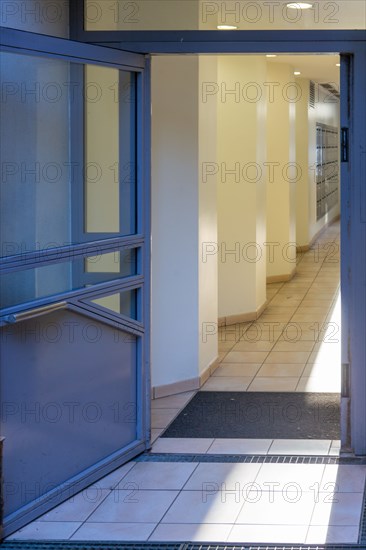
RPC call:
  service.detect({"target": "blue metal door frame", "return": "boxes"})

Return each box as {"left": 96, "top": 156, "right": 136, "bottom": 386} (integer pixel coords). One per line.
{"left": 0, "top": 28, "right": 151, "bottom": 535}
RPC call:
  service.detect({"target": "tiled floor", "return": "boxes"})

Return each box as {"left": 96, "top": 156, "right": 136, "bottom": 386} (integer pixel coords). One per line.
{"left": 10, "top": 221, "right": 365, "bottom": 545}
{"left": 9, "top": 460, "right": 366, "bottom": 544}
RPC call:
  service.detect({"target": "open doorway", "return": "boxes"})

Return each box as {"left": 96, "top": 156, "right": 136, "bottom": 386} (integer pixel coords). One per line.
{"left": 150, "top": 53, "right": 342, "bottom": 454}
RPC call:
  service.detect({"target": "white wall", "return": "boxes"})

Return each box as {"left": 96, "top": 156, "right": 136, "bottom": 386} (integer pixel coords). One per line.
{"left": 266, "top": 62, "right": 297, "bottom": 279}
{"left": 198, "top": 56, "right": 219, "bottom": 374}
{"left": 151, "top": 55, "right": 218, "bottom": 392}
{"left": 216, "top": 56, "right": 267, "bottom": 320}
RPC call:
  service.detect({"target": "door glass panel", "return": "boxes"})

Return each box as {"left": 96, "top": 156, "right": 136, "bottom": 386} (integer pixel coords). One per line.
{"left": 84, "top": 0, "right": 366, "bottom": 30}
{"left": 88, "top": 289, "right": 140, "bottom": 320}
{"left": 0, "top": 248, "right": 138, "bottom": 311}
{"left": 0, "top": 52, "right": 137, "bottom": 259}
{"left": 0, "top": 52, "right": 71, "bottom": 258}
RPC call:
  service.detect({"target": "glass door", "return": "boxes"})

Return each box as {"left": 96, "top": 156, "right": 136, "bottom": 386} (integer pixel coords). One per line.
{"left": 0, "top": 32, "right": 150, "bottom": 537}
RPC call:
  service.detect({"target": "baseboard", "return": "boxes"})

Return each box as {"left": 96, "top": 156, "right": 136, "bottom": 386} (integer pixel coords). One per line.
{"left": 218, "top": 299, "right": 268, "bottom": 327}
{"left": 266, "top": 266, "right": 296, "bottom": 284}
{"left": 152, "top": 355, "right": 220, "bottom": 399}
{"left": 296, "top": 213, "right": 340, "bottom": 253}
{"left": 152, "top": 377, "right": 200, "bottom": 399}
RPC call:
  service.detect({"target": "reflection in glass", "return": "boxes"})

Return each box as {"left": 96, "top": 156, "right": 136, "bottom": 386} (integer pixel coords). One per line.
{"left": 0, "top": 249, "right": 137, "bottom": 310}
{"left": 90, "top": 289, "right": 139, "bottom": 320}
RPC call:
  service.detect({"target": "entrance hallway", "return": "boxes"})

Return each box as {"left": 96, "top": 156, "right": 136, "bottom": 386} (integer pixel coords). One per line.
{"left": 9, "top": 221, "right": 366, "bottom": 546}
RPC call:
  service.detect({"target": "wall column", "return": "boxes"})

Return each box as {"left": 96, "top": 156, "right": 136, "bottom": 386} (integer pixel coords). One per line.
{"left": 216, "top": 56, "right": 267, "bottom": 325}
{"left": 151, "top": 56, "right": 218, "bottom": 397}
{"left": 266, "top": 62, "right": 297, "bottom": 282}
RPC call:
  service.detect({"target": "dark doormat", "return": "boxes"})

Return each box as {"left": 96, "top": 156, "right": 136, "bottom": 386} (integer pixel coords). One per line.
{"left": 161, "top": 392, "right": 340, "bottom": 439}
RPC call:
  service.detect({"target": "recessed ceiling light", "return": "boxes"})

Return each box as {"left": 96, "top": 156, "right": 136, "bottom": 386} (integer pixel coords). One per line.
{"left": 294, "top": 71, "right": 301, "bottom": 75}
{"left": 217, "top": 25, "right": 238, "bottom": 30}
{"left": 266, "top": 54, "right": 277, "bottom": 58}
{"left": 287, "top": 2, "right": 313, "bottom": 9}
{"left": 336, "top": 63, "right": 341, "bottom": 67}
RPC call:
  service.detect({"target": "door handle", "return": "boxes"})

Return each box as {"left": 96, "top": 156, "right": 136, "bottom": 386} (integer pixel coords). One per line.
{"left": 2, "top": 301, "right": 67, "bottom": 324}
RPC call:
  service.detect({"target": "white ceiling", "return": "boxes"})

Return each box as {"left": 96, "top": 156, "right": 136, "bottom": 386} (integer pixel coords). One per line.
{"left": 266, "top": 54, "right": 340, "bottom": 85}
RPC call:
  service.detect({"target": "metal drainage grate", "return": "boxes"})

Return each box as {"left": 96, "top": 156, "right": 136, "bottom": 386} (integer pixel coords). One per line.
{"left": 136, "top": 453, "right": 366, "bottom": 466}
{"left": 0, "top": 543, "right": 184, "bottom": 550}
{"left": 1, "top": 543, "right": 365, "bottom": 550}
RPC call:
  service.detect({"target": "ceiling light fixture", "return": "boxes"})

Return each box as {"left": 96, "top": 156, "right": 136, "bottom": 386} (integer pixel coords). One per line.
{"left": 266, "top": 54, "right": 277, "bottom": 58}
{"left": 294, "top": 71, "right": 301, "bottom": 75}
{"left": 287, "top": 2, "right": 313, "bottom": 9}
{"left": 217, "top": 25, "right": 238, "bottom": 30}
{"left": 336, "top": 63, "right": 341, "bottom": 67}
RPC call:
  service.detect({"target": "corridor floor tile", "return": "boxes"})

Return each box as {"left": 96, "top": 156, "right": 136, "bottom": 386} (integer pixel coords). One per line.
{"left": 161, "top": 489, "right": 244, "bottom": 524}
{"left": 87, "top": 489, "right": 179, "bottom": 524}
{"left": 149, "top": 522, "right": 233, "bottom": 541}
{"left": 254, "top": 462, "right": 325, "bottom": 491}
{"left": 7, "top": 522, "right": 82, "bottom": 540}
{"left": 116, "top": 462, "right": 198, "bottom": 490}
{"left": 320, "top": 464, "right": 366, "bottom": 492}
{"left": 268, "top": 439, "right": 332, "bottom": 456}
{"left": 310, "top": 491, "right": 365, "bottom": 526}
{"left": 201, "top": 376, "right": 254, "bottom": 391}
{"left": 305, "top": 525, "right": 360, "bottom": 544}
{"left": 228, "top": 524, "right": 308, "bottom": 544}
{"left": 182, "top": 462, "right": 262, "bottom": 490}
{"left": 206, "top": 438, "right": 272, "bottom": 455}
{"left": 151, "top": 437, "right": 214, "bottom": 453}
{"left": 212, "top": 363, "right": 261, "bottom": 377}
{"left": 70, "top": 522, "right": 156, "bottom": 541}
{"left": 235, "top": 491, "right": 316, "bottom": 525}
{"left": 36, "top": 488, "right": 111, "bottom": 522}
{"left": 247, "top": 377, "right": 299, "bottom": 391}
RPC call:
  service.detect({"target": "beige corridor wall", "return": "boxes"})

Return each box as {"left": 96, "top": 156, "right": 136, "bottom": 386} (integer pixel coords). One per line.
{"left": 266, "top": 62, "right": 296, "bottom": 280}
{"left": 217, "top": 56, "right": 267, "bottom": 321}
{"left": 151, "top": 56, "right": 218, "bottom": 394}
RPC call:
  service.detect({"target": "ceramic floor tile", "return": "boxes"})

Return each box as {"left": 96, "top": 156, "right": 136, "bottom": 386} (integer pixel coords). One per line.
{"left": 37, "top": 489, "right": 111, "bottom": 522}
{"left": 149, "top": 523, "right": 233, "bottom": 542}
{"left": 296, "top": 377, "right": 341, "bottom": 392}
{"left": 247, "top": 377, "right": 299, "bottom": 391}
{"left": 89, "top": 462, "right": 136, "bottom": 490}
{"left": 235, "top": 491, "right": 315, "bottom": 525}
{"left": 228, "top": 524, "right": 308, "bottom": 544}
{"left": 256, "top": 363, "right": 305, "bottom": 377}
{"left": 183, "top": 462, "right": 262, "bottom": 490}
{"left": 223, "top": 351, "right": 269, "bottom": 363}
{"left": 87, "top": 490, "right": 179, "bottom": 523}
{"left": 7, "top": 522, "right": 81, "bottom": 541}
{"left": 272, "top": 340, "right": 315, "bottom": 352}
{"left": 151, "top": 392, "right": 195, "bottom": 409}
{"left": 151, "top": 408, "right": 180, "bottom": 429}
{"left": 306, "top": 525, "right": 360, "bottom": 544}
{"left": 151, "top": 437, "right": 214, "bottom": 454}
{"left": 116, "top": 462, "right": 198, "bottom": 490}
{"left": 255, "top": 462, "right": 325, "bottom": 491}
{"left": 206, "top": 439, "right": 272, "bottom": 455}
{"left": 231, "top": 341, "right": 275, "bottom": 352}
{"left": 201, "top": 376, "right": 253, "bottom": 391}
{"left": 320, "top": 464, "right": 366, "bottom": 493}
{"left": 212, "top": 363, "right": 261, "bottom": 377}
{"left": 161, "top": 490, "right": 243, "bottom": 524}
{"left": 310, "top": 492, "right": 364, "bottom": 526}
{"left": 71, "top": 522, "right": 155, "bottom": 541}
{"left": 268, "top": 439, "right": 331, "bottom": 456}
{"left": 264, "top": 351, "right": 311, "bottom": 364}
